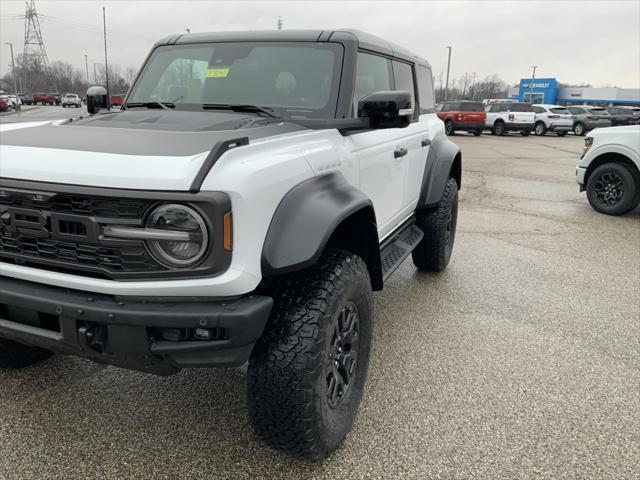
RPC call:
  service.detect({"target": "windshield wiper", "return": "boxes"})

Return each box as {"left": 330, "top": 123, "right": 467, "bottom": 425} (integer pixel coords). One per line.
{"left": 201, "top": 103, "right": 280, "bottom": 118}
{"left": 123, "top": 100, "right": 175, "bottom": 110}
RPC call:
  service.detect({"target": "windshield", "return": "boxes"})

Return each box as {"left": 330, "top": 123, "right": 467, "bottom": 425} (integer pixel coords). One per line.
{"left": 127, "top": 42, "right": 344, "bottom": 119}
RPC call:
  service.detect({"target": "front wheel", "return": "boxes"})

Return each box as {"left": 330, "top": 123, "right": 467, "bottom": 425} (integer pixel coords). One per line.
{"left": 445, "top": 120, "right": 454, "bottom": 135}
{"left": 534, "top": 122, "right": 547, "bottom": 136}
{"left": 574, "top": 123, "right": 586, "bottom": 136}
{"left": 412, "top": 177, "right": 459, "bottom": 272}
{"left": 0, "top": 338, "right": 53, "bottom": 369}
{"left": 586, "top": 163, "right": 639, "bottom": 215}
{"left": 248, "top": 250, "right": 373, "bottom": 459}
{"left": 494, "top": 122, "right": 506, "bottom": 136}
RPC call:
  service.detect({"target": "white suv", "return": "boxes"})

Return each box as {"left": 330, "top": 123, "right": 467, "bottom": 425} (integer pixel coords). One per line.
{"left": 532, "top": 104, "right": 573, "bottom": 136}
{"left": 577, "top": 125, "right": 640, "bottom": 215}
{"left": 484, "top": 101, "right": 535, "bottom": 136}
{"left": 61, "top": 93, "right": 82, "bottom": 108}
{"left": 0, "top": 30, "right": 461, "bottom": 459}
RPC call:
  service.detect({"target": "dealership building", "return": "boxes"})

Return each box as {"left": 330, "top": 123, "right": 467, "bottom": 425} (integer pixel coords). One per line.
{"left": 507, "top": 77, "right": 640, "bottom": 106}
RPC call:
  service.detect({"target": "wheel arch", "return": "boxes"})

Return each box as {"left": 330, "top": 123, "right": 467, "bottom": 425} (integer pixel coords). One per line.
{"left": 261, "top": 172, "right": 383, "bottom": 290}
{"left": 417, "top": 134, "right": 462, "bottom": 209}
{"left": 585, "top": 152, "right": 640, "bottom": 185}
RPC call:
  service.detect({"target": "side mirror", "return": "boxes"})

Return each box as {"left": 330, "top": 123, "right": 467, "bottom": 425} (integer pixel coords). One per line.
{"left": 358, "top": 91, "right": 412, "bottom": 129}
{"left": 86, "top": 86, "right": 109, "bottom": 114}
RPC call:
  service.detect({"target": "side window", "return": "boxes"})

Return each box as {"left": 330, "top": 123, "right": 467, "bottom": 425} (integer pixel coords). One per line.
{"left": 533, "top": 106, "right": 545, "bottom": 114}
{"left": 353, "top": 52, "right": 391, "bottom": 116}
{"left": 392, "top": 60, "right": 416, "bottom": 114}
{"left": 435, "top": 103, "right": 444, "bottom": 112}
{"left": 568, "top": 107, "right": 581, "bottom": 115}
{"left": 415, "top": 65, "right": 435, "bottom": 114}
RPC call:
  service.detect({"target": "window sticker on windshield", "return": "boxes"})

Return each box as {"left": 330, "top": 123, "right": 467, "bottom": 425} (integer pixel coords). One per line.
{"left": 205, "top": 67, "right": 230, "bottom": 78}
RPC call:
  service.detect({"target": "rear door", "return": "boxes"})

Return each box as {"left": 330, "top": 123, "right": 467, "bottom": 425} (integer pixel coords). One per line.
{"left": 508, "top": 103, "right": 535, "bottom": 124}
{"left": 460, "top": 101, "right": 484, "bottom": 123}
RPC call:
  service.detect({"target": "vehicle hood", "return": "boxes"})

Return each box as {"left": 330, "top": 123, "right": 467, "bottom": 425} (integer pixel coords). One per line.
{"left": 0, "top": 110, "right": 307, "bottom": 190}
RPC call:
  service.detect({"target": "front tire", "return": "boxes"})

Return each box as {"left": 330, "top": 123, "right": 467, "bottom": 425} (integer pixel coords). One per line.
{"left": 0, "top": 338, "right": 53, "bottom": 369}
{"left": 248, "top": 250, "right": 373, "bottom": 460}
{"left": 445, "top": 120, "right": 454, "bottom": 135}
{"left": 586, "top": 163, "right": 639, "bottom": 215}
{"left": 574, "top": 123, "right": 586, "bottom": 136}
{"left": 494, "top": 122, "right": 506, "bottom": 136}
{"left": 534, "top": 122, "right": 547, "bottom": 136}
{"left": 412, "top": 177, "right": 459, "bottom": 272}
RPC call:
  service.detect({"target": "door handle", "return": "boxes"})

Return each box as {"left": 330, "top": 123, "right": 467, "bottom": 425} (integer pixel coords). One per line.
{"left": 394, "top": 147, "right": 408, "bottom": 158}
{"left": 421, "top": 138, "right": 431, "bottom": 147}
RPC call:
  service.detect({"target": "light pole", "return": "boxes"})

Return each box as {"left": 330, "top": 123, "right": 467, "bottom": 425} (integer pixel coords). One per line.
{"left": 84, "top": 54, "right": 90, "bottom": 85}
{"left": 529, "top": 65, "right": 538, "bottom": 103}
{"left": 444, "top": 46, "right": 452, "bottom": 101}
{"left": 4, "top": 42, "right": 18, "bottom": 93}
{"left": 102, "top": 7, "right": 110, "bottom": 109}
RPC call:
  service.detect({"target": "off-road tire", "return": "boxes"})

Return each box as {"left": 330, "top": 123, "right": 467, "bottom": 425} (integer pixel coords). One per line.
{"left": 248, "top": 249, "right": 373, "bottom": 460}
{"left": 494, "top": 121, "right": 506, "bottom": 136}
{"left": 574, "top": 122, "right": 586, "bottom": 136}
{"left": 412, "top": 177, "right": 459, "bottom": 272}
{"left": 535, "top": 122, "right": 547, "bottom": 136}
{"left": 520, "top": 129, "right": 531, "bottom": 137}
{"left": 0, "top": 338, "right": 53, "bottom": 369}
{"left": 586, "top": 162, "right": 639, "bottom": 215}
{"left": 445, "top": 120, "right": 454, "bottom": 135}
{"left": 473, "top": 128, "right": 482, "bottom": 136}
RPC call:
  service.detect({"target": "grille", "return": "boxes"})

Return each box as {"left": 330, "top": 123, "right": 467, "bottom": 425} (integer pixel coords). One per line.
{"left": 0, "top": 193, "right": 150, "bottom": 218}
{"left": 0, "top": 234, "right": 160, "bottom": 273}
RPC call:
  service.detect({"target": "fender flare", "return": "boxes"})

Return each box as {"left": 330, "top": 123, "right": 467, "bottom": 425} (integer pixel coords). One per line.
{"left": 417, "top": 134, "right": 462, "bottom": 208}
{"left": 261, "top": 172, "right": 375, "bottom": 276}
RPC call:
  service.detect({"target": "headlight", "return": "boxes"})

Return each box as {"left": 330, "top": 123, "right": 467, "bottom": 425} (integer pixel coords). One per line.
{"left": 145, "top": 204, "right": 209, "bottom": 268}
{"left": 581, "top": 136, "right": 593, "bottom": 159}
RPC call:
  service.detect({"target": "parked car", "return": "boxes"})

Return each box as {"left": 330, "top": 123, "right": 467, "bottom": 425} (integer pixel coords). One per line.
{"left": 6, "top": 95, "right": 22, "bottom": 108}
{"left": 45, "top": 93, "right": 61, "bottom": 105}
{"left": 606, "top": 106, "right": 637, "bottom": 126}
{"left": 566, "top": 105, "right": 612, "bottom": 135}
{"left": 33, "top": 92, "right": 48, "bottom": 105}
{"left": 435, "top": 100, "right": 486, "bottom": 136}
{"left": 484, "top": 101, "right": 535, "bottom": 136}
{"left": 0, "top": 29, "right": 459, "bottom": 460}
{"left": 20, "top": 94, "right": 34, "bottom": 105}
{"left": 576, "top": 125, "right": 640, "bottom": 215}
{"left": 110, "top": 94, "right": 125, "bottom": 107}
{"left": 532, "top": 104, "right": 573, "bottom": 136}
{"left": 0, "top": 96, "right": 8, "bottom": 112}
{"left": 61, "top": 93, "right": 82, "bottom": 108}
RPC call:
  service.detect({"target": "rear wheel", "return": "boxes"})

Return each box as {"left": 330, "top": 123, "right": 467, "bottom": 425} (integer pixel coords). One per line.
{"left": 445, "top": 120, "right": 454, "bottom": 135}
{"left": 534, "top": 122, "right": 547, "bottom": 136}
{"left": 494, "top": 122, "right": 506, "bottom": 136}
{"left": 248, "top": 250, "right": 373, "bottom": 459}
{"left": 412, "top": 177, "right": 458, "bottom": 272}
{"left": 0, "top": 338, "right": 53, "bottom": 369}
{"left": 574, "top": 123, "right": 586, "bottom": 136}
{"left": 586, "top": 162, "right": 639, "bottom": 215}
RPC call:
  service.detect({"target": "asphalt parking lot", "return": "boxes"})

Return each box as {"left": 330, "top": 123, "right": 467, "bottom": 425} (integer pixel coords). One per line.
{"left": 1, "top": 110, "right": 639, "bottom": 479}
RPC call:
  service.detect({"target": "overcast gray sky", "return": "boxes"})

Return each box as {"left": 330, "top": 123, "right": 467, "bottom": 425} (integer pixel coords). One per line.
{"left": 1, "top": 0, "right": 639, "bottom": 88}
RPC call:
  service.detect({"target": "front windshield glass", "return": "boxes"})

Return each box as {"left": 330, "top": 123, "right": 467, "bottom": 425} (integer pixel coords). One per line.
{"left": 127, "top": 42, "right": 344, "bottom": 119}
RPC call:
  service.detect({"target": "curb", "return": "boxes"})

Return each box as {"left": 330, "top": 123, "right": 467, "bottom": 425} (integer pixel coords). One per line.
{"left": 0, "top": 106, "right": 40, "bottom": 117}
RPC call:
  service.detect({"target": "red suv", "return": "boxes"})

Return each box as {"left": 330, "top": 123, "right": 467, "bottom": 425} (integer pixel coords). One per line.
{"left": 435, "top": 100, "right": 487, "bottom": 136}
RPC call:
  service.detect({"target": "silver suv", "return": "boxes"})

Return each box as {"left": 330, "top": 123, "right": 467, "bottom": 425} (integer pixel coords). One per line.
{"left": 532, "top": 104, "right": 573, "bottom": 136}
{"left": 567, "top": 105, "right": 612, "bottom": 136}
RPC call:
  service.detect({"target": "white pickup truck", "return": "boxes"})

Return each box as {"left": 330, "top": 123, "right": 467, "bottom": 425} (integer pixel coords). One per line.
{"left": 576, "top": 125, "right": 640, "bottom": 215}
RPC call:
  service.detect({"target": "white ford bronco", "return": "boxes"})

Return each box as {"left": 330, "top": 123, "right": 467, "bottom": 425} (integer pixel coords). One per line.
{"left": 0, "top": 30, "right": 461, "bottom": 458}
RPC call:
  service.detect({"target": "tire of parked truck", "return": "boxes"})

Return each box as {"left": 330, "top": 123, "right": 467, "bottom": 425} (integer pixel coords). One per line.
{"left": 444, "top": 120, "right": 454, "bottom": 135}
{"left": 556, "top": 131, "right": 567, "bottom": 137}
{"left": 586, "top": 162, "right": 640, "bottom": 216}
{"left": 412, "top": 177, "right": 458, "bottom": 272}
{"left": 494, "top": 121, "right": 506, "bottom": 136}
{"left": 574, "top": 123, "right": 586, "bottom": 136}
{"left": 0, "top": 338, "right": 53, "bottom": 369}
{"left": 520, "top": 129, "right": 531, "bottom": 137}
{"left": 534, "top": 122, "right": 547, "bottom": 136}
{"left": 248, "top": 249, "right": 373, "bottom": 460}
{"left": 473, "top": 128, "right": 483, "bottom": 136}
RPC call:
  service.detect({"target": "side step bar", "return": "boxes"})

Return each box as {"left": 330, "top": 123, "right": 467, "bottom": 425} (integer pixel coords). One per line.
{"left": 380, "top": 218, "right": 424, "bottom": 281}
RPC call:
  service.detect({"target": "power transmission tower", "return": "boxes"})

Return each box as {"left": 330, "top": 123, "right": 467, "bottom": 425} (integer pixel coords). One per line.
{"left": 22, "top": 0, "right": 54, "bottom": 91}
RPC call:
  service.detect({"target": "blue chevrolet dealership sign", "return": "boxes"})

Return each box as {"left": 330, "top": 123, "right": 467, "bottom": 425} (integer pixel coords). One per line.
{"left": 517, "top": 77, "right": 558, "bottom": 104}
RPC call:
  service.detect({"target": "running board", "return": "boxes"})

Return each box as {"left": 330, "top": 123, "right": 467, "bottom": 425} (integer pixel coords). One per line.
{"left": 380, "top": 220, "right": 424, "bottom": 281}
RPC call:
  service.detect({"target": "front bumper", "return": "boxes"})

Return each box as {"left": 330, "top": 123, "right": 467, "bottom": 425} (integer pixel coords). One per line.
{"left": 576, "top": 166, "right": 587, "bottom": 189}
{"left": 0, "top": 276, "right": 272, "bottom": 375}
